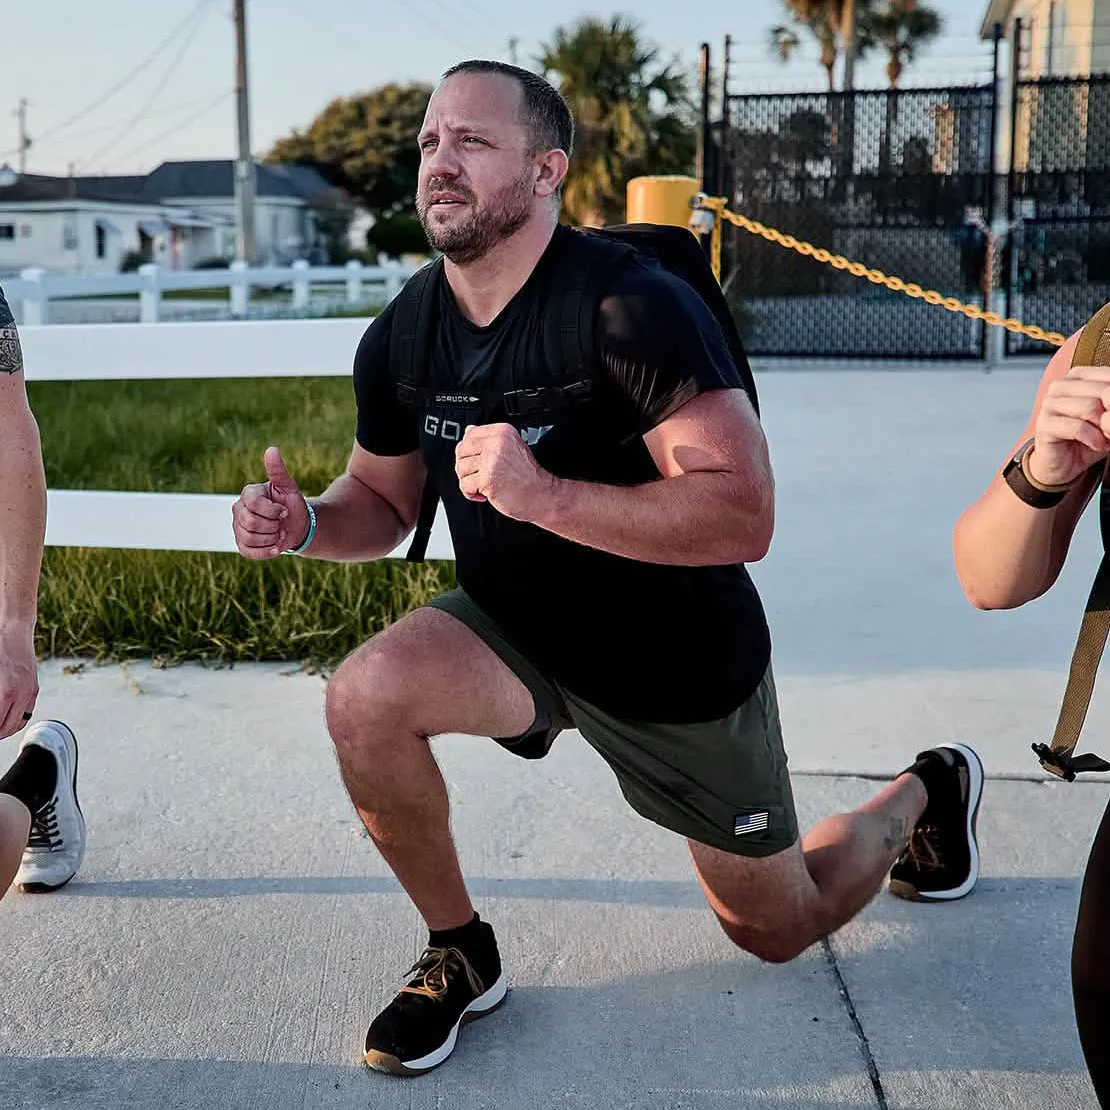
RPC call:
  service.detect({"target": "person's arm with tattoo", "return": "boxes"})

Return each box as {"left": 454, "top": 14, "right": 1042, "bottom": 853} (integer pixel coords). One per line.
{"left": 0, "top": 289, "right": 44, "bottom": 737}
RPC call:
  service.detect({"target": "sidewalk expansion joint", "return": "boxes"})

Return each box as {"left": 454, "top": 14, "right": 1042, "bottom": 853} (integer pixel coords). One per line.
{"left": 821, "top": 937, "right": 888, "bottom": 1109}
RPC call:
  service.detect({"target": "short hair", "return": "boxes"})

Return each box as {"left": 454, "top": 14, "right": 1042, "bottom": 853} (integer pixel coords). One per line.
{"left": 441, "top": 60, "right": 574, "bottom": 158}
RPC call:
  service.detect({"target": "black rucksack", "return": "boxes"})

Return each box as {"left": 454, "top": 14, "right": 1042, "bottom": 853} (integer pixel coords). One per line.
{"left": 387, "top": 223, "right": 759, "bottom": 561}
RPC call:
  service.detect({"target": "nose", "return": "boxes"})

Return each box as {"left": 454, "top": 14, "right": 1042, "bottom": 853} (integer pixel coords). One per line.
{"left": 423, "top": 141, "right": 460, "bottom": 179}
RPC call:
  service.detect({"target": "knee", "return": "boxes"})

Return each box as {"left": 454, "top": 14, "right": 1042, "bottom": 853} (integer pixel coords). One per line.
{"left": 325, "top": 644, "right": 409, "bottom": 759}
{"left": 714, "top": 915, "right": 815, "bottom": 964}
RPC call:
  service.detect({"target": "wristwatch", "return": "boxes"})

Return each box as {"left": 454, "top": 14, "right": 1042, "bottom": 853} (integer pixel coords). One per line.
{"left": 1002, "top": 438, "right": 1079, "bottom": 509}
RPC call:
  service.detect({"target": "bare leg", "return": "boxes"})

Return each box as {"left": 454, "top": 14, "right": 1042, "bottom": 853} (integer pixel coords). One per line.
{"left": 326, "top": 607, "right": 536, "bottom": 931}
{"left": 690, "top": 773, "right": 927, "bottom": 963}
{"left": 0, "top": 793, "right": 31, "bottom": 902}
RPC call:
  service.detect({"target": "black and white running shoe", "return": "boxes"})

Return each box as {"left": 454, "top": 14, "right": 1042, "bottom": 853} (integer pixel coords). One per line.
{"left": 889, "top": 743, "right": 983, "bottom": 902}
{"left": 364, "top": 922, "right": 507, "bottom": 1075}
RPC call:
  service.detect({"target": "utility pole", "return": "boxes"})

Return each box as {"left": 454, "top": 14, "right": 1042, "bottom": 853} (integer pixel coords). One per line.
{"left": 15, "top": 99, "right": 30, "bottom": 175}
{"left": 719, "top": 35, "right": 731, "bottom": 197}
{"left": 233, "top": 0, "right": 256, "bottom": 264}
{"left": 508, "top": 37, "right": 519, "bottom": 66}
{"left": 697, "top": 42, "right": 711, "bottom": 191}
{"left": 841, "top": 0, "right": 858, "bottom": 91}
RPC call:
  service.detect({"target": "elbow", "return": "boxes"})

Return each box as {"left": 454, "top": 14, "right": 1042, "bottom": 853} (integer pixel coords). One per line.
{"left": 726, "top": 495, "right": 774, "bottom": 564}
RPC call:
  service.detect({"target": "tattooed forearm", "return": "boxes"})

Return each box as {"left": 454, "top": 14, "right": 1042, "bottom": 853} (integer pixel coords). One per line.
{"left": 882, "top": 817, "right": 912, "bottom": 853}
{"left": 0, "top": 325, "right": 23, "bottom": 375}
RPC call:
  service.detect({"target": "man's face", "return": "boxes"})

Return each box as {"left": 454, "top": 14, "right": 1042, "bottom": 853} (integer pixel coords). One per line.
{"left": 416, "top": 73, "right": 539, "bottom": 264}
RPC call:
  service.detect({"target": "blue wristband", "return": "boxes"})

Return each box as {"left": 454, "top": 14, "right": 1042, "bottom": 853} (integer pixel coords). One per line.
{"left": 282, "top": 499, "right": 317, "bottom": 555}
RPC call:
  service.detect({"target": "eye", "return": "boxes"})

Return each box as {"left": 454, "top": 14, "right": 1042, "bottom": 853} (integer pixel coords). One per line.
{"left": 420, "top": 138, "right": 438, "bottom": 152}
{"left": 462, "top": 136, "right": 486, "bottom": 145}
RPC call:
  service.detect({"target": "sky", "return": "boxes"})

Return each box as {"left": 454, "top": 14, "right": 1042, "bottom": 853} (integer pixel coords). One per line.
{"left": 3, "top": 0, "right": 996, "bottom": 178}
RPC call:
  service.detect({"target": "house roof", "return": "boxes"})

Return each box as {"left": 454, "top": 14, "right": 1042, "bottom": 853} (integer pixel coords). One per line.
{"left": 980, "top": 0, "right": 1013, "bottom": 38}
{"left": 0, "top": 173, "right": 149, "bottom": 204}
{"left": 144, "top": 160, "right": 333, "bottom": 201}
{"left": 0, "top": 161, "right": 335, "bottom": 207}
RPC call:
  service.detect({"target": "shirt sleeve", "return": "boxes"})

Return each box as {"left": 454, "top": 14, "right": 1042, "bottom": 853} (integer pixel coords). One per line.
{"left": 596, "top": 264, "right": 748, "bottom": 436}
{"left": 353, "top": 303, "right": 419, "bottom": 456}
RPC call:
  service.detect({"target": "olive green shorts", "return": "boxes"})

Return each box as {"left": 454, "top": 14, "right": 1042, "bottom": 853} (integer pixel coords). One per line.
{"left": 425, "top": 589, "right": 799, "bottom": 858}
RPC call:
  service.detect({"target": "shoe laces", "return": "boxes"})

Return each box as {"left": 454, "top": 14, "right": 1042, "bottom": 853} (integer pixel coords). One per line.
{"left": 399, "top": 946, "right": 484, "bottom": 1001}
{"left": 26, "top": 797, "right": 61, "bottom": 853}
{"left": 905, "top": 824, "right": 944, "bottom": 871}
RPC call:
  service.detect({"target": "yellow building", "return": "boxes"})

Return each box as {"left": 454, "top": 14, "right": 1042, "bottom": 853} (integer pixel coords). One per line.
{"left": 981, "top": 0, "right": 1110, "bottom": 77}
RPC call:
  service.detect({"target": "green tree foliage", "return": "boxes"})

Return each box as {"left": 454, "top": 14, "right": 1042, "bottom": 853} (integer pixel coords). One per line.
{"left": 265, "top": 82, "right": 433, "bottom": 219}
{"left": 539, "top": 16, "right": 696, "bottom": 226}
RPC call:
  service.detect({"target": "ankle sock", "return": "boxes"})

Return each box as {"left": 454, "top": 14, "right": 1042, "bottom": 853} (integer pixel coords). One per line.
{"left": 429, "top": 912, "right": 486, "bottom": 953}
{"left": 0, "top": 743, "right": 57, "bottom": 814}
{"left": 904, "top": 749, "right": 951, "bottom": 810}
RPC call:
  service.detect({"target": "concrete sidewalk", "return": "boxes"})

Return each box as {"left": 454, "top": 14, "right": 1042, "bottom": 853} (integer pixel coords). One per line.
{"left": 2, "top": 364, "right": 1107, "bottom": 1109}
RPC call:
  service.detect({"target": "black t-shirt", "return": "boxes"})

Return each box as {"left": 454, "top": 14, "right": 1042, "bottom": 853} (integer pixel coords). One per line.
{"left": 354, "top": 227, "right": 771, "bottom": 722}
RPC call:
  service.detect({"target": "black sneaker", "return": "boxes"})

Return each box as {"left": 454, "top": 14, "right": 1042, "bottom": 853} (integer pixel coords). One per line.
{"left": 888, "top": 743, "right": 984, "bottom": 902}
{"left": 364, "top": 924, "right": 508, "bottom": 1075}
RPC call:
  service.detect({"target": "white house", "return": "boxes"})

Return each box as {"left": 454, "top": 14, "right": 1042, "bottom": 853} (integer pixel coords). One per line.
{"left": 0, "top": 160, "right": 339, "bottom": 277}
{"left": 981, "top": 0, "right": 1110, "bottom": 175}
{"left": 982, "top": 0, "right": 1110, "bottom": 78}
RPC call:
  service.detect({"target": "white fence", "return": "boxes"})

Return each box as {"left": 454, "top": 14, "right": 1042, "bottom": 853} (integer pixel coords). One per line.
{"left": 25, "top": 319, "right": 454, "bottom": 560}
{"left": 6, "top": 259, "right": 420, "bottom": 325}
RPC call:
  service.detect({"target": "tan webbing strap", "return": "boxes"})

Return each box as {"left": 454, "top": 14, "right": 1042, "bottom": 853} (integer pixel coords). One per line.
{"left": 1034, "top": 461, "right": 1110, "bottom": 780}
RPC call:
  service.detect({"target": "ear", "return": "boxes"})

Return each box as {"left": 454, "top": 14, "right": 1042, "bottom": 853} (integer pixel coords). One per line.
{"left": 534, "top": 149, "right": 569, "bottom": 199}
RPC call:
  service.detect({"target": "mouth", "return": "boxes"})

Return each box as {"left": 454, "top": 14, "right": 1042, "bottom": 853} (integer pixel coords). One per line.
{"left": 428, "top": 192, "right": 469, "bottom": 208}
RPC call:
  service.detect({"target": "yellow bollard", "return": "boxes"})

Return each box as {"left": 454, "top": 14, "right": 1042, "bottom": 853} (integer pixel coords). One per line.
{"left": 625, "top": 175, "right": 700, "bottom": 230}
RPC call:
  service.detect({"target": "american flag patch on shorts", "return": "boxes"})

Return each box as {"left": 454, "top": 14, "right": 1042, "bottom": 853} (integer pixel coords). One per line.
{"left": 733, "top": 811, "right": 770, "bottom": 837}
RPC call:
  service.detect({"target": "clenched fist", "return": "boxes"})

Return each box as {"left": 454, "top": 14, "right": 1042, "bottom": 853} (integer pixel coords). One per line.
{"left": 232, "top": 446, "right": 312, "bottom": 559}
{"left": 454, "top": 423, "right": 557, "bottom": 522}
{"left": 1028, "top": 366, "right": 1110, "bottom": 488}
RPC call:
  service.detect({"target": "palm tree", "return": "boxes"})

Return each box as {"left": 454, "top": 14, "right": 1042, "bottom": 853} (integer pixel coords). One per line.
{"left": 769, "top": 0, "right": 875, "bottom": 89}
{"left": 770, "top": 17, "right": 840, "bottom": 91}
{"left": 539, "top": 16, "right": 694, "bottom": 227}
{"left": 860, "top": 0, "right": 943, "bottom": 88}
{"left": 859, "top": 0, "right": 943, "bottom": 172}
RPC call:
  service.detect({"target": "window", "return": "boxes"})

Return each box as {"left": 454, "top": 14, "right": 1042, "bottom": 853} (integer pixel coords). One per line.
{"left": 96, "top": 223, "right": 106, "bottom": 259}
{"left": 0, "top": 224, "right": 13, "bottom": 241}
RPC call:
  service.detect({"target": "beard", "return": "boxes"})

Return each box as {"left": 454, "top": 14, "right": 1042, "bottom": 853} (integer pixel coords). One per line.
{"left": 417, "top": 167, "right": 534, "bottom": 265}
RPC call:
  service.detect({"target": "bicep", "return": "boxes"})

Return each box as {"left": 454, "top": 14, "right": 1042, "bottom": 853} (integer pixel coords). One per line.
{"left": 643, "top": 388, "right": 770, "bottom": 484}
{"left": 346, "top": 441, "right": 426, "bottom": 532}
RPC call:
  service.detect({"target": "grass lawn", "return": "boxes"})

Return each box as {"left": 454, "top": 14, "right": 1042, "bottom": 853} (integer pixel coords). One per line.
{"left": 29, "top": 376, "right": 453, "bottom": 667}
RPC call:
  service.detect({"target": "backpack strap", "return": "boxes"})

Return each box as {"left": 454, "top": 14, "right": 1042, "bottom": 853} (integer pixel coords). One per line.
{"left": 501, "top": 230, "right": 635, "bottom": 421}
{"left": 1031, "top": 458, "right": 1110, "bottom": 779}
{"left": 388, "top": 260, "right": 447, "bottom": 562}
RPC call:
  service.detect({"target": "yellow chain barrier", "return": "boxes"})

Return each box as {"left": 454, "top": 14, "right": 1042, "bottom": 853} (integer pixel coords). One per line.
{"left": 695, "top": 195, "right": 1067, "bottom": 349}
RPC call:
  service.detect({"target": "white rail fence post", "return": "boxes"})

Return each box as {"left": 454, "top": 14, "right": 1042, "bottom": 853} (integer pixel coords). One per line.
{"left": 291, "top": 259, "right": 311, "bottom": 311}
{"left": 345, "top": 259, "right": 363, "bottom": 304}
{"left": 229, "top": 260, "right": 249, "bottom": 318}
{"left": 384, "top": 259, "right": 404, "bottom": 302}
{"left": 138, "top": 263, "right": 161, "bottom": 324}
{"left": 19, "top": 267, "right": 46, "bottom": 326}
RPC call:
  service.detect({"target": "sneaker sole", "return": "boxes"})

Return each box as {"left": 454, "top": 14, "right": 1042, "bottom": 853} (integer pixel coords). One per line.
{"left": 17, "top": 721, "right": 85, "bottom": 895}
{"left": 363, "top": 971, "right": 509, "bottom": 1077}
{"left": 1071, "top": 301, "right": 1110, "bottom": 369}
{"left": 888, "top": 743, "right": 984, "bottom": 903}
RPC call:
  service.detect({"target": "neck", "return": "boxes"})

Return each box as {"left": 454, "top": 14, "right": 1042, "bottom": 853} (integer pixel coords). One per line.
{"left": 443, "top": 212, "right": 559, "bottom": 326}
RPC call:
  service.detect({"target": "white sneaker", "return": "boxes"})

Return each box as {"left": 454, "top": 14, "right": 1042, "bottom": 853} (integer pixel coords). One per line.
{"left": 15, "top": 721, "right": 86, "bottom": 893}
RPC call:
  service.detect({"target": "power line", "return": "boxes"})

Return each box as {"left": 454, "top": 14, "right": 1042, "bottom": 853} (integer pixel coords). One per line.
{"left": 27, "top": 97, "right": 229, "bottom": 150}
{"left": 32, "top": 1, "right": 213, "bottom": 147}
{"left": 109, "top": 89, "right": 233, "bottom": 169}
{"left": 79, "top": 0, "right": 215, "bottom": 171}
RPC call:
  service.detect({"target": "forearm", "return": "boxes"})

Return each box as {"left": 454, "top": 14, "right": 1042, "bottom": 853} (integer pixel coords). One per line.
{"left": 0, "top": 410, "right": 46, "bottom": 625}
{"left": 953, "top": 479, "right": 1087, "bottom": 609}
{"left": 298, "top": 472, "right": 412, "bottom": 562}
{"left": 535, "top": 471, "right": 774, "bottom": 566}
